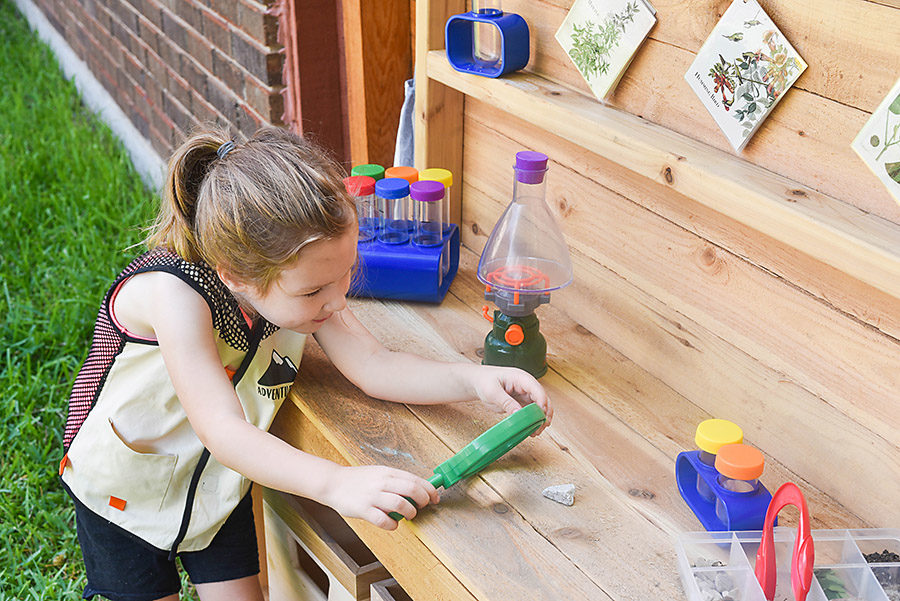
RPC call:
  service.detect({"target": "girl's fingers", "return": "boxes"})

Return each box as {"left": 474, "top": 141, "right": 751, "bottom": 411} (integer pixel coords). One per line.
{"left": 364, "top": 506, "right": 398, "bottom": 530}
{"left": 377, "top": 492, "right": 418, "bottom": 521}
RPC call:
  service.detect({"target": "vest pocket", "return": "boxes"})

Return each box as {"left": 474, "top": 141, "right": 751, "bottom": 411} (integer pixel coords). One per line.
{"left": 76, "top": 419, "right": 178, "bottom": 513}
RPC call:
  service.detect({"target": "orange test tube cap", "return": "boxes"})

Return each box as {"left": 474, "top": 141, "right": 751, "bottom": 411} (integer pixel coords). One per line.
{"left": 385, "top": 166, "right": 418, "bottom": 184}
{"left": 715, "top": 443, "right": 765, "bottom": 480}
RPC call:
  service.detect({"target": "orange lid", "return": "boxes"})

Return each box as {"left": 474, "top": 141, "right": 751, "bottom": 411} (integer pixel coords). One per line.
{"left": 715, "top": 443, "right": 764, "bottom": 480}
{"left": 385, "top": 166, "right": 418, "bottom": 184}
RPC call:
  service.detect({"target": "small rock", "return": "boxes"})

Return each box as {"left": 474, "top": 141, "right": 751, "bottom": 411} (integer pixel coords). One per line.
{"left": 714, "top": 572, "right": 733, "bottom": 592}
{"left": 542, "top": 483, "right": 575, "bottom": 506}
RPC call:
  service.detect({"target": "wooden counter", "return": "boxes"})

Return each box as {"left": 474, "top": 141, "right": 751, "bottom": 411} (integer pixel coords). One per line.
{"left": 265, "top": 247, "right": 866, "bottom": 601}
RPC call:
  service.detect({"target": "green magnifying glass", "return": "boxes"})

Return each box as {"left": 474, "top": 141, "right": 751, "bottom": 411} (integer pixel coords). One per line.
{"left": 389, "top": 402, "right": 546, "bottom": 521}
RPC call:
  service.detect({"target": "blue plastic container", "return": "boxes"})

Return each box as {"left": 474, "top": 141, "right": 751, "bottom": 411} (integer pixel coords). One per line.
{"left": 675, "top": 450, "right": 774, "bottom": 532}
{"left": 445, "top": 10, "right": 529, "bottom": 77}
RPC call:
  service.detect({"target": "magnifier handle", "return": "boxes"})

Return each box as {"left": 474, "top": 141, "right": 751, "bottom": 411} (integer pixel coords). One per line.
{"left": 388, "top": 474, "right": 445, "bottom": 521}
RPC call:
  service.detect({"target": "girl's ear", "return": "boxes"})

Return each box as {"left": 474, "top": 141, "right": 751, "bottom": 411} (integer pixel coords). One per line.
{"left": 216, "top": 266, "right": 250, "bottom": 295}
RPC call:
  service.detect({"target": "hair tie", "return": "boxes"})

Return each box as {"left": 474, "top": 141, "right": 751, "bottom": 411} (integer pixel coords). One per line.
{"left": 216, "top": 140, "right": 236, "bottom": 160}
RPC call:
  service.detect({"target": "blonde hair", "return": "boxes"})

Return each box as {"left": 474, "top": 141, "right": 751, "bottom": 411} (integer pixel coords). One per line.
{"left": 146, "top": 125, "right": 355, "bottom": 292}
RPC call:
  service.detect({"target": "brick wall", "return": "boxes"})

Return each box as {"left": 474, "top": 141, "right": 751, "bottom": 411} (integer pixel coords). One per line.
{"left": 32, "top": 0, "right": 287, "bottom": 158}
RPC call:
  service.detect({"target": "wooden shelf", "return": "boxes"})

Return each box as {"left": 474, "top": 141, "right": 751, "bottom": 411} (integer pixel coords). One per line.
{"left": 426, "top": 50, "right": 900, "bottom": 300}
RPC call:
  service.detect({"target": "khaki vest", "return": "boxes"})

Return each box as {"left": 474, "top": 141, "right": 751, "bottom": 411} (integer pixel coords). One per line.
{"left": 61, "top": 249, "right": 306, "bottom": 553}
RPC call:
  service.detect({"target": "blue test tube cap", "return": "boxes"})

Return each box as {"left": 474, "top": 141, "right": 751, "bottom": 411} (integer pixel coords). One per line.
{"left": 375, "top": 177, "right": 410, "bottom": 199}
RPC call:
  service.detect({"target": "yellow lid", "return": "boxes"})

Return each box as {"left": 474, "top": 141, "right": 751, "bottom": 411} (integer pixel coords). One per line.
{"left": 419, "top": 168, "right": 453, "bottom": 188}
{"left": 694, "top": 419, "right": 743, "bottom": 454}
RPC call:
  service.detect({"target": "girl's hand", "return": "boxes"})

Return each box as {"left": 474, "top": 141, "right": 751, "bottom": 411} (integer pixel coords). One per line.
{"left": 322, "top": 465, "right": 440, "bottom": 530}
{"left": 471, "top": 366, "right": 553, "bottom": 436}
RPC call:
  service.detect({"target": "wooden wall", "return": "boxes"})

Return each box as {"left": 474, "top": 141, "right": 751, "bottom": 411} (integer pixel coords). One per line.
{"left": 422, "top": 1, "right": 899, "bottom": 525}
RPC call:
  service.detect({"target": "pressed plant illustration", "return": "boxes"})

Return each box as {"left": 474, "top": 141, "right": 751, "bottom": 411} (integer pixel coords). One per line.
{"left": 853, "top": 77, "right": 900, "bottom": 200}
{"left": 685, "top": 0, "right": 806, "bottom": 151}
{"left": 869, "top": 92, "right": 900, "bottom": 184}
{"left": 707, "top": 29, "right": 803, "bottom": 140}
{"left": 567, "top": 1, "right": 641, "bottom": 80}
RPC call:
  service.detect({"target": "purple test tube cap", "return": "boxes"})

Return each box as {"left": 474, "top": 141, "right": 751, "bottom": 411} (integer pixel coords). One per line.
{"left": 410, "top": 180, "right": 445, "bottom": 201}
{"left": 515, "top": 151, "right": 548, "bottom": 184}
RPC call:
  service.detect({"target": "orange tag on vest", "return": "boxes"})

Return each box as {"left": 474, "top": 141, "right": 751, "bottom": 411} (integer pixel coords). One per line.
{"left": 58, "top": 454, "right": 70, "bottom": 476}
{"left": 108, "top": 496, "right": 127, "bottom": 511}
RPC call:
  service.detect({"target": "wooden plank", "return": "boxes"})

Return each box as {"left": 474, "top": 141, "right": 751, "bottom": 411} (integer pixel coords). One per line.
{"left": 276, "top": 360, "right": 610, "bottom": 600}
{"left": 269, "top": 398, "right": 480, "bottom": 601}
{"left": 426, "top": 50, "right": 900, "bottom": 302}
{"left": 466, "top": 98, "right": 900, "bottom": 353}
{"left": 341, "top": 0, "right": 411, "bottom": 167}
{"left": 466, "top": 2, "right": 900, "bottom": 223}
{"left": 462, "top": 115, "right": 900, "bottom": 449}
{"left": 263, "top": 490, "right": 390, "bottom": 598}
{"left": 504, "top": 0, "right": 900, "bottom": 113}
{"left": 414, "top": 0, "right": 465, "bottom": 226}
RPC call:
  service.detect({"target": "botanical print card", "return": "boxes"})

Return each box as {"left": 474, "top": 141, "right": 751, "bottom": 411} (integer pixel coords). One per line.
{"left": 684, "top": 0, "right": 807, "bottom": 152}
{"left": 851, "top": 77, "right": 900, "bottom": 205}
{"left": 555, "top": 0, "right": 657, "bottom": 100}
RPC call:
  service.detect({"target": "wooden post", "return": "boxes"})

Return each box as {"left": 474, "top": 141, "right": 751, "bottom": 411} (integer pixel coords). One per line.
{"left": 414, "top": 1, "right": 465, "bottom": 228}
{"left": 340, "top": 0, "right": 413, "bottom": 168}
{"left": 279, "top": 0, "right": 347, "bottom": 163}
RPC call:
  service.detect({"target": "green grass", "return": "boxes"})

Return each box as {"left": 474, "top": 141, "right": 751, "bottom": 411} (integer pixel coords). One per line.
{"left": 0, "top": 1, "right": 161, "bottom": 597}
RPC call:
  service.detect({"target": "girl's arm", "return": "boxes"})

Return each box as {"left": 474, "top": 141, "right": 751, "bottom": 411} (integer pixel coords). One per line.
{"left": 117, "top": 272, "right": 438, "bottom": 529}
{"left": 313, "top": 307, "right": 553, "bottom": 432}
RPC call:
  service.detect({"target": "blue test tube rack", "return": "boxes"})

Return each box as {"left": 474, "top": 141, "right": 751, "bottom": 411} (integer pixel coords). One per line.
{"left": 675, "top": 450, "right": 775, "bottom": 532}
{"left": 350, "top": 225, "right": 460, "bottom": 303}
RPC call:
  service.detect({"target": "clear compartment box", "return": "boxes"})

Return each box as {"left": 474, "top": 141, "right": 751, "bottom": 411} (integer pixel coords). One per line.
{"left": 675, "top": 528, "right": 900, "bottom": 601}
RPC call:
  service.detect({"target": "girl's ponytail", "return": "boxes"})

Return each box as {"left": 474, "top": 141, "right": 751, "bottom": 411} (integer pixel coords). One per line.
{"left": 145, "top": 128, "right": 230, "bottom": 260}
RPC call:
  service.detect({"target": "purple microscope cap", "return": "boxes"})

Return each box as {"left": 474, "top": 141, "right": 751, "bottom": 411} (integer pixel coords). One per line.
{"left": 515, "top": 151, "right": 548, "bottom": 184}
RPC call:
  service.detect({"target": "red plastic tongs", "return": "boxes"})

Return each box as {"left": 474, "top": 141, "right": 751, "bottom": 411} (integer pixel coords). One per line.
{"left": 754, "top": 482, "right": 815, "bottom": 601}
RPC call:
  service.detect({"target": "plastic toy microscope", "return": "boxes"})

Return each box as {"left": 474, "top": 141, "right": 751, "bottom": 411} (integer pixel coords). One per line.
{"left": 389, "top": 402, "right": 546, "bottom": 521}
{"left": 477, "top": 151, "right": 573, "bottom": 378}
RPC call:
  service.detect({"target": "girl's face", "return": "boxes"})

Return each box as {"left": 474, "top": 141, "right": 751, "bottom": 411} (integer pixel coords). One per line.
{"left": 225, "top": 229, "right": 358, "bottom": 334}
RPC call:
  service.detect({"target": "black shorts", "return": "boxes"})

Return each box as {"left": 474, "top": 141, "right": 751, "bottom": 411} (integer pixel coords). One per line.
{"left": 71, "top": 488, "right": 260, "bottom": 601}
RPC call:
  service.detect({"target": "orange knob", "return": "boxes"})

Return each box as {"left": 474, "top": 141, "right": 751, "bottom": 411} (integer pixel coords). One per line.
{"left": 504, "top": 324, "right": 525, "bottom": 346}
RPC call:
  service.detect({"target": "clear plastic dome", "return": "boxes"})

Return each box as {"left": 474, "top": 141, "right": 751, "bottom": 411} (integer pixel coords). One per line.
{"left": 477, "top": 151, "right": 573, "bottom": 294}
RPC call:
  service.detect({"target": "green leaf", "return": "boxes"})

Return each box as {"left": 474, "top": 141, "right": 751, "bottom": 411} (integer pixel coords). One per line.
{"left": 889, "top": 93, "right": 900, "bottom": 115}
{"left": 748, "top": 102, "right": 757, "bottom": 113}
{"left": 885, "top": 161, "right": 900, "bottom": 185}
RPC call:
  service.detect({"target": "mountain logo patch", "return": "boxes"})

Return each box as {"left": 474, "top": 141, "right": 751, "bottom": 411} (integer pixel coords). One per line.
{"left": 257, "top": 351, "right": 297, "bottom": 400}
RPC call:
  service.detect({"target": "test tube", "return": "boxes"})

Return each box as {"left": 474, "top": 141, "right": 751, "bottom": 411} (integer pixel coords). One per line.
{"left": 376, "top": 178, "right": 410, "bottom": 245}
{"left": 714, "top": 443, "right": 764, "bottom": 526}
{"left": 418, "top": 168, "right": 453, "bottom": 234}
{"left": 343, "top": 175, "right": 377, "bottom": 242}
{"left": 411, "top": 180, "right": 444, "bottom": 247}
{"left": 694, "top": 419, "right": 743, "bottom": 503}
{"left": 351, "top": 165, "right": 385, "bottom": 231}
{"left": 385, "top": 167, "right": 419, "bottom": 231}
{"left": 472, "top": 0, "right": 502, "bottom": 68}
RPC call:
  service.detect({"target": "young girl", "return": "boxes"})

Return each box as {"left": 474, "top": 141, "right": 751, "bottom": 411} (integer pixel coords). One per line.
{"left": 60, "top": 125, "right": 553, "bottom": 601}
